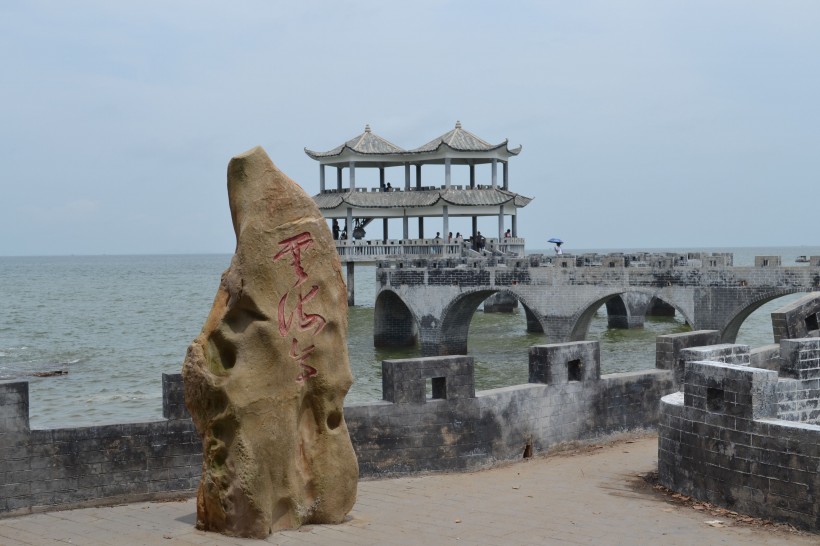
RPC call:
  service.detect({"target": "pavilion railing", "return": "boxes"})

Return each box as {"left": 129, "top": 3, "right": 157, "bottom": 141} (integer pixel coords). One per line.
{"left": 333, "top": 237, "right": 525, "bottom": 262}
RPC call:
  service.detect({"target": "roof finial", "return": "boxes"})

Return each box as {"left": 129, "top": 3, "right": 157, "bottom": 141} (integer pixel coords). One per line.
{"left": 455, "top": 120, "right": 462, "bottom": 129}
{"left": 365, "top": 124, "right": 371, "bottom": 133}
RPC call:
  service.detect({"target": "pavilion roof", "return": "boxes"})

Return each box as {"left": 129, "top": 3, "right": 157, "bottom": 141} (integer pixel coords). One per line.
{"left": 305, "top": 125, "right": 406, "bottom": 159}
{"left": 411, "top": 121, "right": 521, "bottom": 155}
{"left": 312, "top": 187, "right": 532, "bottom": 210}
{"left": 304, "top": 121, "right": 521, "bottom": 163}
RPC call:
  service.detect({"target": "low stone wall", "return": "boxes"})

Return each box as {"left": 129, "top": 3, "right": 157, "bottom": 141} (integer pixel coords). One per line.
{"left": 1, "top": 341, "right": 676, "bottom": 517}
{"left": 654, "top": 329, "right": 721, "bottom": 386}
{"left": 347, "top": 346, "right": 673, "bottom": 476}
{"left": 0, "top": 375, "right": 200, "bottom": 517}
{"left": 658, "top": 338, "right": 820, "bottom": 531}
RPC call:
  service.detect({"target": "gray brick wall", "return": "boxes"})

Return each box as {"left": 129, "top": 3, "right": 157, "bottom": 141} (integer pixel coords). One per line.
{"left": 659, "top": 338, "right": 820, "bottom": 531}
{"left": 0, "top": 378, "right": 200, "bottom": 517}
{"left": 771, "top": 293, "right": 820, "bottom": 342}
{"left": 777, "top": 338, "right": 820, "bottom": 424}
{"left": 655, "top": 330, "right": 721, "bottom": 386}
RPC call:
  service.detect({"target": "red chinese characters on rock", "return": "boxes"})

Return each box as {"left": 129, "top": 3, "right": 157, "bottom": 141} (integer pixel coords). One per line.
{"left": 274, "top": 232, "right": 327, "bottom": 382}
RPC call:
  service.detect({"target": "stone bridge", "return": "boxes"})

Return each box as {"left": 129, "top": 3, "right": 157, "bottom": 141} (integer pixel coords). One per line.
{"left": 374, "top": 253, "right": 820, "bottom": 355}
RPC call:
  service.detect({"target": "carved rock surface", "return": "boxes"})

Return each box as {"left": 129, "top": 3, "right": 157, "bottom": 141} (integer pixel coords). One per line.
{"left": 182, "top": 146, "right": 358, "bottom": 538}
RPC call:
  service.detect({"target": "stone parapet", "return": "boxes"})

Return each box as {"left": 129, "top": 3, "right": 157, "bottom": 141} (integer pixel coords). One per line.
{"left": 771, "top": 293, "right": 820, "bottom": 342}
{"left": 654, "top": 330, "right": 721, "bottom": 385}
{"left": 2, "top": 344, "right": 677, "bottom": 517}
{"left": 382, "top": 355, "right": 475, "bottom": 404}
{"left": 0, "top": 380, "right": 200, "bottom": 517}
{"left": 529, "top": 341, "right": 601, "bottom": 384}
{"left": 659, "top": 338, "right": 820, "bottom": 531}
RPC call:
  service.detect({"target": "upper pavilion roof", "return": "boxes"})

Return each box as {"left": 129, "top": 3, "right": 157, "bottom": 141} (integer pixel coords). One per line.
{"left": 304, "top": 122, "right": 521, "bottom": 165}
{"left": 305, "top": 125, "right": 406, "bottom": 159}
{"left": 411, "top": 121, "right": 522, "bottom": 155}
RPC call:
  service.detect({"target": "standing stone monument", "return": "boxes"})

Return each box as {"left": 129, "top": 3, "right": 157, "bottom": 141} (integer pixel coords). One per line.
{"left": 182, "top": 146, "right": 358, "bottom": 538}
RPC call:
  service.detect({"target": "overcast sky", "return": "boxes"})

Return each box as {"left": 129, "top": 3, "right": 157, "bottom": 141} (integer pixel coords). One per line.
{"left": 2, "top": 1, "right": 818, "bottom": 256}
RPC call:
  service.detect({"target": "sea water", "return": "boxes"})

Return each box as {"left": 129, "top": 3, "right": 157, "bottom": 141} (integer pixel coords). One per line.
{"left": 1, "top": 246, "right": 818, "bottom": 429}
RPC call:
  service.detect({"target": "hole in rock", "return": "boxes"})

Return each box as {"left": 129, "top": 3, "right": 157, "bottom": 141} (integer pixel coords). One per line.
{"left": 326, "top": 411, "right": 342, "bottom": 430}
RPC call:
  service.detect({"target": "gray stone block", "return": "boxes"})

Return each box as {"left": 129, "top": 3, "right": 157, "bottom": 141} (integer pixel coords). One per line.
{"left": 529, "top": 341, "right": 600, "bottom": 385}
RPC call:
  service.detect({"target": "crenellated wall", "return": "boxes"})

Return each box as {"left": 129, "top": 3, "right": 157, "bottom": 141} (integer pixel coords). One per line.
{"left": 658, "top": 338, "right": 820, "bottom": 531}
{"left": 0, "top": 374, "right": 200, "bottom": 517}
{"left": 1, "top": 341, "right": 676, "bottom": 517}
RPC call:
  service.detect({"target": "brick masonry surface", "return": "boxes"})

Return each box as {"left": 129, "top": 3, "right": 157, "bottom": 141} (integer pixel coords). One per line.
{"left": 1, "top": 345, "right": 675, "bottom": 517}
{"left": 658, "top": 338, "right": 820, "bottom": 531}
{"left": 0, "top": 374, "right": 200, "bottom": 517}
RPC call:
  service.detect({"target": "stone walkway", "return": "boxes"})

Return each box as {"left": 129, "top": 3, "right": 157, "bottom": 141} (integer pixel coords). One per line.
{"left": 0, "top": 435, "right": 815, "bottom": 545}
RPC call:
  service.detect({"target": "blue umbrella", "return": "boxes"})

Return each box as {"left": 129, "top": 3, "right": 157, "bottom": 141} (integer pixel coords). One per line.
{"left": 548, "top": 238, "right": 563, "bottom": 244}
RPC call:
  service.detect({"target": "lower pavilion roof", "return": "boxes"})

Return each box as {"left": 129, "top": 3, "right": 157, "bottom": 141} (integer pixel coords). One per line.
{"left": 312, "top": 187, "right": 532, "bottom": 210}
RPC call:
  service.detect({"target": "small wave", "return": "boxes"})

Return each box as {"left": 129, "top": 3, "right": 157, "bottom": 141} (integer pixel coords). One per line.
{"left": 57, "top": 358, "right": 82, "bottom": 365}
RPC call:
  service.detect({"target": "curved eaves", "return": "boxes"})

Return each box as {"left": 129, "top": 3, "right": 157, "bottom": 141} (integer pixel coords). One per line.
{"left": 439, "top": 189, "right": 514, "bottom": 206}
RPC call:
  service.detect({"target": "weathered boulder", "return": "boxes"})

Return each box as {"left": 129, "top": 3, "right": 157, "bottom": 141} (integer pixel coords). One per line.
{"left": 182, "top": 146, "right": 358, "bottom": 538}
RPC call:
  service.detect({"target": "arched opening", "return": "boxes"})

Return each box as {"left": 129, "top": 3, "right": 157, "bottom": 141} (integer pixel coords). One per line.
{"left": 604, "top": 296, "right": 629, "bottom": 329}
{"left": 578, "top": 293, "right": 691, "bottom": 374}
{"left": 373, "top": 290, "right": 418, "bottom": 348}
{"left": 646, "top": 297, "right": 676, "bottom": 317}
{"left": 439, "top": 290, "right": 543, "bottom": 390}
{"left": 727, "top": 290, "right": 807, "bottom": 345}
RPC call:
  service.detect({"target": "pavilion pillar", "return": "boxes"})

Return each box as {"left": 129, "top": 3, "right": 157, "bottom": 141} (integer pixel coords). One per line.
{"left": 337, "top": 167, "right": 342, "bottom": 191}
{"left": 379, "top": 167, "right": 385, "bottom": 190}
{"left": 320, "top": 164, "right": 325, "bottom": 192}
{"left": 349, "top": 161, "right": 356, "bottom": 191}
{"left": 503, "top": 161, "right": 509, "bottom": 190}
{"left": 404, "top": 163, "right": 411, "bottom": 190}
{"left": 416, "top": 164, "right": 422, "bottom": 189}
{"left": 419, "top": 217, "right": 424, "bottom": 239}
{"left": 383, "top": 218, "right": 388, "bottom": 243}
{"left": 445, "top": 158, "right": 451, "bottom": 189}
{"left": 512, "top": 214, "right": 518, "bottom": 237}
{"left": 491, "top": 159, "right": 498, "bottom": 188}
{"left": 346, "top": 262, "right": 355, "bottom": 306}
{"left": 443, "top": 206, "right": 449, "bottom": 240}
{"left": 498, "top": 205, "right": 504, "bottom": 239}
{"left": 403, "top": 216, "right": 409, "bottom": 239}
{"left": 346, "top": 207, "right": 353, "bottom": 241}
{"left": 470, "top": 162, "right": 477, "bottom": 244}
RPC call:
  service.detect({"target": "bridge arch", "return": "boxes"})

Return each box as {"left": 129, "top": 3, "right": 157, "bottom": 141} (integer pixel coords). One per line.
{"left": 720, "top": 288, "right": 806, "bottom": 342}
{"left": 604, "top": 295, "right": 630, "bottom": 328}
{"left": 374, "top": 289, "right": 419, "bottom": 348}
{"left": 438, "top": 288, "right": 541, "bottom": 355}
{"left": 568, "top": 289, "right": 694, "bottom": 341}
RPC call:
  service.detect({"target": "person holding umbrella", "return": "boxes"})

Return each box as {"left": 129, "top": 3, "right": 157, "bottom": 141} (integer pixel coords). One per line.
{"left": 549, "top": 237, "right": 564, "bottom": 255}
